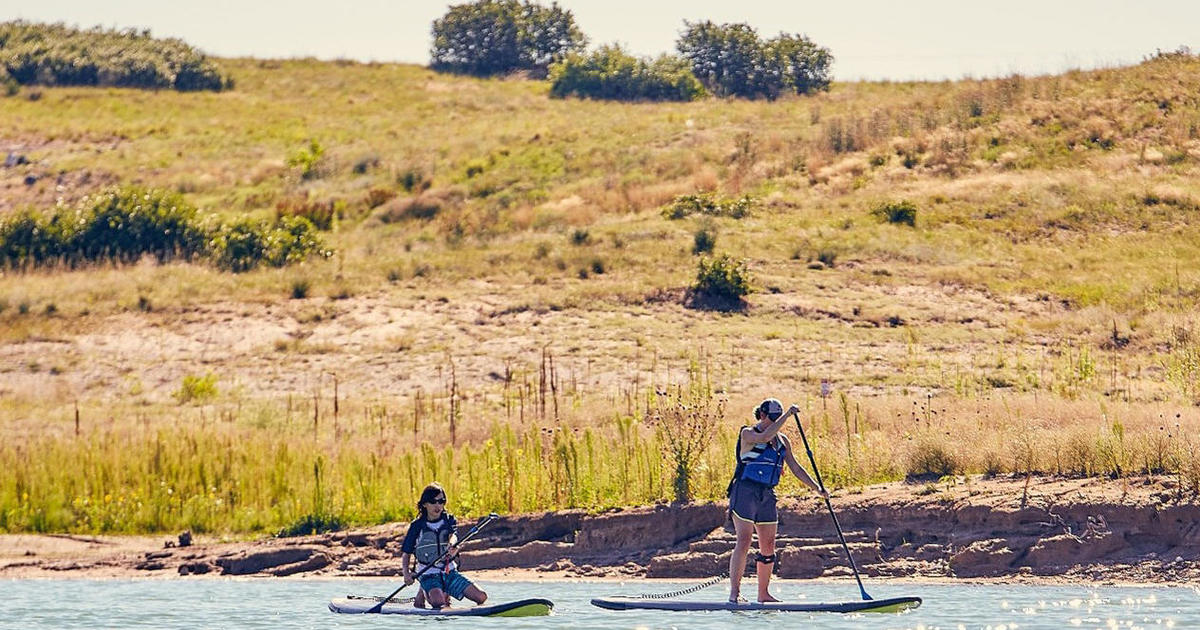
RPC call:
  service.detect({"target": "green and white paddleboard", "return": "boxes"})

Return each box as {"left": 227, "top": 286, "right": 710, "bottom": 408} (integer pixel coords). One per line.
{"left": 329, "top": 596, "right": 554, "bottom": 616}
{"left": 590, "top": 595, "right": 921, "bottom": 614}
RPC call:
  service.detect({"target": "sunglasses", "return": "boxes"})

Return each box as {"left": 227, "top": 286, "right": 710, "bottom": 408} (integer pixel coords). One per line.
{"left": 427, "top": 497, "right": 447, "bottom": 505}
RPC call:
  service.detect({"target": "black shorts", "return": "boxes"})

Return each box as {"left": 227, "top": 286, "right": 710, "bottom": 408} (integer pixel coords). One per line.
{"left": 729, "top": 479, "right": 778, "bottom": 525}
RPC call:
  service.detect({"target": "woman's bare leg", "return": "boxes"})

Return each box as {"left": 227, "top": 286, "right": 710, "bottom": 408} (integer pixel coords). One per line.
{"left": 463, "top": 584, "right": 487, "bottom": 605}
{"left": 426, "top": 587, "right": 449, "bottom": 609}
{"left": 755, "top": 522, "right": 779, "bottom": 602}
{"left": 728, "top": 516, "right": 755, "bottom": 602}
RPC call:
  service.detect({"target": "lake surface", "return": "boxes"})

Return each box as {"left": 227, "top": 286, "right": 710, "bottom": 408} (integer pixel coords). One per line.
{"left": 2, "top": 578, "right": 1197, "bottom": 629}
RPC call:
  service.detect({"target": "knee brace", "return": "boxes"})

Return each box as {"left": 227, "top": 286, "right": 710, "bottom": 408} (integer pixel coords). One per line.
{"left": 753, "top": 553, "right": 775, "bottom": 565}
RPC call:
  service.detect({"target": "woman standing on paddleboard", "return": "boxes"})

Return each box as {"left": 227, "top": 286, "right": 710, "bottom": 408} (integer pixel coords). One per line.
{"left": 727, "top": 398, "right": 827, "bottom": 603}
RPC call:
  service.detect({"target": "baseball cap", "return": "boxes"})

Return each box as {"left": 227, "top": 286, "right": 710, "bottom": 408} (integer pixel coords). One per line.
{"left": 757, "top": 398, "right": 784, "bottom": 421}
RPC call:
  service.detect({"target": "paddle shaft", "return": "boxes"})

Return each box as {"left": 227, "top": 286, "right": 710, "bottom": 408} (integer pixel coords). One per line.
{"left": 366, "top": 512, "right": 499, "bottom": 613}
{"left": 791, "top": 413, "right": 872, "bottom": 601}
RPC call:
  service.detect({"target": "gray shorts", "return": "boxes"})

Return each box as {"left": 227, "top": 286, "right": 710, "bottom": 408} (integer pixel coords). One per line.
{"left": 729, "top": 479, "right": 778, "bottom": 525}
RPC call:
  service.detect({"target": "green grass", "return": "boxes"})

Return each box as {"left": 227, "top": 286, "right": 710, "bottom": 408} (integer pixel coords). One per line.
{"left": 2, "top": 52, "right": 1200, "bottom": 533}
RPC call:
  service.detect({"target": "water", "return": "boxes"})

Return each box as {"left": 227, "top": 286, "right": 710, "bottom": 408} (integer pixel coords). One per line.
{"left": 1, "top": 578, "right": 1197, "bottom": 629}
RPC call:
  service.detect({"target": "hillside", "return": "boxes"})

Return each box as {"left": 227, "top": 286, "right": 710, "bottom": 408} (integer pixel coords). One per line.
{"left": 1, "top": 53, "right": 1199, "bottom": 534}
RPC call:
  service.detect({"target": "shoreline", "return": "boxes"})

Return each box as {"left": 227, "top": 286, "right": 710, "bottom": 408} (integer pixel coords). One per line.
{"left": 1, "top": 568, "right": 1196, "bottom": 590}
{"left": 2, "top": 475, "right": 1198, "bottom": 585}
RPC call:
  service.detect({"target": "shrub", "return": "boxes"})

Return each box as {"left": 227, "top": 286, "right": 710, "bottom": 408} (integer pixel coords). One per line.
{"left": 691, "top": 254, "right": 752, "bottom": 309}
{"left": 364, "top": 188, "right": 397, "bottom": 209}
{"left": 0, "top": 21, "right": 230, "bottom": 91}
{"left": 0, "top": 188, "right": 207, "bottom": 268}
{"left": 0, "top": 209, "right": 65, "bottom": 267}
{"left": 905, "top": 439, "right": 958, "bottom": 480}
{"left": 286, "top": 139, "right": 326, "bottom": 180}
{"left": 0, "top": 65, "right": 17, "bottom": 95}
{"left": 549, "top": 45, "right": 704, "bottom": 102}
{"left": 396, "top": 168, "right": 429, "bottom": 193}
{"left": 692, "top": 228, "right": 716, "bottom": 255}
{"left": 570, "top": 228, "right": 590, "bottom": 245}
{"left": 175, "top": 373, "right": 218, "bottom": 403}
{"left": 872, "top": 200, "right": 918, "bottom": 226}
{"left": 208, "top": 219, "right": 269, "bottom": 273}
{"left": 69, "top": 189, "right": 208, "bottom": 264}
{"left": 290, "top": 278, "right": 311, "bottom": 299}
{"left": 0, "top": 187, "right": 327, "bottom": 273}
{"left": 431, "top": 0, "right": 586, "bottom": 77}
{"left": 676, "top": 21, "right": 832, "bottom": 99}
{"left": 663, "top": 193, "right": 755, "bottom": 220}
{"left": 275, "top": 196, "right": 336, "bottom": 230}
{"left": 209, "top": 216, "right": 326, "bottom": 273}
{"left": 276, "top": 513, "right": 344, "bottom": 537}
{"left": 379, "top": 187, "right": 465, "bottom": 224}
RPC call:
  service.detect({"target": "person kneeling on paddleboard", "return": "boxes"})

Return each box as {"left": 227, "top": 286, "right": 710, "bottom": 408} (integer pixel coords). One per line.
{"left": 400, "top": 483, "right": 488, "bottom": 609}
{"left": 727, "top": 398, "right": 827, "bottom": 604}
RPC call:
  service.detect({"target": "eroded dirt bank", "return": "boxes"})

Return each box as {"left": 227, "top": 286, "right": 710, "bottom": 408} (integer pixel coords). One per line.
{"left": 2, "top": 475, "right": 1197, "bottom": 583}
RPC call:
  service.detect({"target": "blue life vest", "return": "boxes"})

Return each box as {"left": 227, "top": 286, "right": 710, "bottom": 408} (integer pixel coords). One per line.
{"left": 734, "top": 428, "right": 787, "bottom": 487}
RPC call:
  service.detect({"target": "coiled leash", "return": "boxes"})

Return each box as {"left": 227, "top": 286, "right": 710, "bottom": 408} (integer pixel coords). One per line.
{"left": 630, "top": 573, "right": 727, "bottom": 599}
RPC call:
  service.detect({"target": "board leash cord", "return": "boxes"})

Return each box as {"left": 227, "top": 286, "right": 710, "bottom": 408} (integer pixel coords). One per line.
{"left": 346, "top": 594, "right": 416, "bottom": 604}
{"left": 630, "top": 573, "right": 727, "bottom": 599}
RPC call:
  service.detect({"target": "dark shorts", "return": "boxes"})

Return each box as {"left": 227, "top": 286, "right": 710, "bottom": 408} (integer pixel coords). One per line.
{"left": 419, "top": 569, "right": 474, "bottom": 600}
{"left": 729, "top": 479, "right": 778, "bottom": 525}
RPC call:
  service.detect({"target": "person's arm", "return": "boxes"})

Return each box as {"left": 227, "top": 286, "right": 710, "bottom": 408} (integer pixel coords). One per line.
{"left": 446, "top": 517, "right": 460, "bottom": 558}
{"left": 740, "top": 404, "right": 800, "bottom": 445}
{"left": 400, "top": 522, "right": 420, "bottom": 583}
{"left": 781, "top": 435, "right": 828, "bottom": 497}
{"left": 400, "top": 552, "right": 415, "bottom": 585}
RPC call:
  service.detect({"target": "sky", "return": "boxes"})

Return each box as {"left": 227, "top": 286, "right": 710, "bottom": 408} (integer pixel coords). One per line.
{"left": 5, "top": 1, "right": 1198, "bottom": 81}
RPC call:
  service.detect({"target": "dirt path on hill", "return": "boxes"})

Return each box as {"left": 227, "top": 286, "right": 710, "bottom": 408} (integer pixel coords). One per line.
{"left": 2, "top": 475, "right": 1197, "bottom": 584}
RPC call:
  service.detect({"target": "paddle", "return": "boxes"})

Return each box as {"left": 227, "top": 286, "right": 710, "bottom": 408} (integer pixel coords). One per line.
{"left": 791, "top": 412, "right": 872, "bottom": 601}
{"left": 366, "top": 511, "right": 500, "bottom": 614}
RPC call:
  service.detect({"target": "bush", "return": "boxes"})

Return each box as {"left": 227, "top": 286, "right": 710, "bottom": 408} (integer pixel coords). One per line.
{"left": 691, "top": 254, "right": 752, "bottom": 309}
{"left": 0, "top": 188, "right": 207, "bottom": 268}
{"left": 174, "top": 373, "right": 218, "bottom": 403}
{"left": 905, "top": 439, "right": 958, "bottom": 480}
{"left": 364, "top": 188, "right": 397, "bottom": 209}
{"left": 0, "top": 21, "right": 230, "bottom": 91}
{"left": 872, "top": 200, "right": 918, "bottom": 226}
{"left": 286, "top": 139, "right": 326, "bottom": 181}
{"left": 663, "top": 193, "right": 755, "bottom": 220}
{"left": 377, "top": 190, "right": 456, "bottom": 223}
{"left": 209, "top": 216, "right": 327, "bottom": 273}
{"left": 275, "top": 196, "right": 337, "bottom": 230}
{"left": 276, "top": 513, "right": 344, "bottom": 538}
{"left": 396, "top": 168, "right": 429, "bottom": 193}
{"left": 692, "top": 228, "right": 716, "bottom": 255}
{"left": 431, "top": 0, "right": 586, "bottom": 77}
{"left": 549, "top": 45, "right": 704, "bottom": 102}
{"left": 676, "top": 21, "right": 832, "bottom": 99}
{"left": 290, "top": 277, "right": 312, "bottom": 299}
{"left": 0, "top": 65, "right": 17, "bottom": 96}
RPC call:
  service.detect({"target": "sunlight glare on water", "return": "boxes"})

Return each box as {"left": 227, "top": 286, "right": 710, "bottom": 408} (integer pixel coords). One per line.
{"left": 1, "top": 579, "right": 1198, "bottom": 630}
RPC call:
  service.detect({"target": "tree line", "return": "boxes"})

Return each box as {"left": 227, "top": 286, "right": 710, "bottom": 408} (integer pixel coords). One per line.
{"left": 431, "top": 0, "right": 832, "bottom": 102}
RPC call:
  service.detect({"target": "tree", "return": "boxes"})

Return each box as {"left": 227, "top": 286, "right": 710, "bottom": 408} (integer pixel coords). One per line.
{"left": 766, "top": 33, "right": 833, "bottom": 94}
{"left": 676, "top": 20, "right": 833, "bottom": 99}
{"left": 676, "top": 21, "right": 765, "bottom": 98}
{"left": 430, "top": 0, "right": 585, "bottom": 77}
{"left": 549, "top": 45, "right": 704, "bottom": 102}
